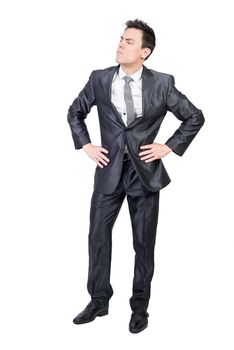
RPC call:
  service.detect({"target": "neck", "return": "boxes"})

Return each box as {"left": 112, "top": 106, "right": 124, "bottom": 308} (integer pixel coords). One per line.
{"left": 120, "top": 63, "right": 143, "bottom": 76}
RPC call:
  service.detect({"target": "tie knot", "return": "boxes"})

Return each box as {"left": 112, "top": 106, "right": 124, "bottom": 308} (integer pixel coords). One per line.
{"left": 124, "top": 76, "right": 133, "bottom": 84}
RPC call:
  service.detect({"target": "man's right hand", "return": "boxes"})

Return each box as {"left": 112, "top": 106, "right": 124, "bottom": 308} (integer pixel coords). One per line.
{"left": 82, "top": 143, "right": 110, "bottom": 168}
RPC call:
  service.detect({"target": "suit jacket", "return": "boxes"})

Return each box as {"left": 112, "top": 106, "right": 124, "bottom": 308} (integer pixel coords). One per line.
{"left": 67, "top": 65, "right": 205, "bottom": 194}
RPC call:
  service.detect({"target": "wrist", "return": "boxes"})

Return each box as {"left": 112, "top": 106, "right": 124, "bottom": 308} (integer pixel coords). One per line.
{"left": 165, "top": 144, "right": 172, "bottom": 152}
{"left": 82, "top": 143, "right": 92, "bottom": 151}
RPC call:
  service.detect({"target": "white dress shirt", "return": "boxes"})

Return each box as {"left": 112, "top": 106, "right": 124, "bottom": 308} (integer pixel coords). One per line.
{"left": 111, "top": 65, "right": 143, "bottom": 126}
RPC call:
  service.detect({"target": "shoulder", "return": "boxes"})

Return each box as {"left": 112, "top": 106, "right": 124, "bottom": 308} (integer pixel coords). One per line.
{"left": 90, "top": 65, "right": 118, "bottom": 79}
{"left": 144, "top": 66, "right": 174, "bottom": 82}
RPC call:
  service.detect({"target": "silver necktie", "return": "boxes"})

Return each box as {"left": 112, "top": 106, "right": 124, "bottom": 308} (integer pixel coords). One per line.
{"left": 123, "top": 76, "right": 136, "bottom": 126}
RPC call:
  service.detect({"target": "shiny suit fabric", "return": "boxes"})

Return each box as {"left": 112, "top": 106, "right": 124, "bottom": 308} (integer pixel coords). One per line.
{"left": 87, "top": 159, "right": 159, "bottom": 311}
{"left": 67, "top": 65, "right": 205, "bottom": 311}
{"left": 67, "top": 65, "right": 205, "bottom": 194}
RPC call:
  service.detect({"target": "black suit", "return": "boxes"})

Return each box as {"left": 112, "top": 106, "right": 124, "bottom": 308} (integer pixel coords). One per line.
{"left": 67, "top": 65, "right": 204, "bottom": 311}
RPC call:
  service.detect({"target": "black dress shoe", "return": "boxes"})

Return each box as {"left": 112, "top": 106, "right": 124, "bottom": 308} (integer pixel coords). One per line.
{"left": 129, "top": 311, "right": 149, "bottom": 333}
{"left": 73, "top": 301, "right": 109, "bottom": 324}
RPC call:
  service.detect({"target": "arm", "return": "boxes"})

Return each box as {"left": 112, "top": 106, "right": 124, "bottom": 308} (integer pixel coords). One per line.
{"left": 67, "top": 72, "right": 110, "bottom": 168}
{"left": 139, "top": 75, "right": 204, "bottom": 163}
{"left": 165, "top": 75, "right": 205, "bottom": 156}
{"left": 67, "top": 72, "right": 96, "bottom": 149}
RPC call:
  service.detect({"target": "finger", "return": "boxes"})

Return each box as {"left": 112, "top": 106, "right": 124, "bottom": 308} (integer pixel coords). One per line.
{"left": 139, "top": 150, "right": 153, "bottom": 156}
{"left": 100, "top": 159, "right": 109, "bottom": 166}
{"left": 141, "top": 153, "right": 154, "bottom": 160}
{"left": 145, "top": 154, "right": 162, "bottom": 162}
{"left": 145, "top": 156, "right": 157, "bottom": 163}
{"left": 96, "top": 159, "right": 104, "bottom": 168}
{"left": 97, "top": 156, "right": 109, "bottom": 166}
{"left": 140, "top": 144, "right": 152, "bottom": 149}
{"left": 100, "top": 147, "right": 109, "bottom": 154}
{"left": 96, "top": 154, "right": 109, "bottom": 165}
{"left": 100, "top": 154, "right": 110, "bottom": 163}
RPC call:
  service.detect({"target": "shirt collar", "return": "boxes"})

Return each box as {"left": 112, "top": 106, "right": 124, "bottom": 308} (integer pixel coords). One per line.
{"left": 118, "top": 65, "right": 143, "bottom": 82}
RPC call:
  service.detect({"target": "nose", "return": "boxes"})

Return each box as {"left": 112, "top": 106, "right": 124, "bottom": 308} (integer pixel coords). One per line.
{"left": 118, "top": 40, "right": 124, "bottom": 49}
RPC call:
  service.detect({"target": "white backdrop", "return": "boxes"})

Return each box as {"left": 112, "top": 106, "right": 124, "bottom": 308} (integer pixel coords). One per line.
{"left": 1, "top": 0, "right": 234, "bottom": 349}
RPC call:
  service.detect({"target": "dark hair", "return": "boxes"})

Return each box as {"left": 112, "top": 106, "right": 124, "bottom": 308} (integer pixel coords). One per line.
{"left": 125, "top": 19, "right": 156, "bottom": 60}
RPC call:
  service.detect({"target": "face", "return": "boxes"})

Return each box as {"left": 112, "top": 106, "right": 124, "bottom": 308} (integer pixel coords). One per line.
{"left": 116, "top": 28, "right": 150, "bottom": 66}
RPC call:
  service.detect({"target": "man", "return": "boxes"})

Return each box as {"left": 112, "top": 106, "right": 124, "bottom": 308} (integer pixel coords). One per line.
{"left": 67, "top": 19, "right": 205, "bottom": 334}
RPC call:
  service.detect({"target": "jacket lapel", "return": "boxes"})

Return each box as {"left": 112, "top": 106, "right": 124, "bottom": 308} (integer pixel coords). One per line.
{"left": 105, "top": 64, "right": 155, "bottom": 127}
{"left": 125, "top": 65, "right": 155, "bottom": 128}
{"left": 142, "top": 65, "right": 155, "bottom": 116}
{"left": 106, "top": 65, "right": 126, "bottom": 127}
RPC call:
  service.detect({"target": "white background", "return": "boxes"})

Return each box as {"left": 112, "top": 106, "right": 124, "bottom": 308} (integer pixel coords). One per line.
{"left": 1, "top": 0, "right": 234, "bottom": 349}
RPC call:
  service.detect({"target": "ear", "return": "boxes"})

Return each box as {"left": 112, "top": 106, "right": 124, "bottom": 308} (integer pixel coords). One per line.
{"left": 141, "top": 48, "right": 151, "bottom": 60}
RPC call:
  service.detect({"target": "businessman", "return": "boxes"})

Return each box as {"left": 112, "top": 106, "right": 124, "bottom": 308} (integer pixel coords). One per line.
{"left": 67, "top": 19, "right": 205, "bottom": 333}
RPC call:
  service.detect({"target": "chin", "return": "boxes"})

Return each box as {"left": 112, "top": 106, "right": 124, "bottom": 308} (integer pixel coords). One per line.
{"left": 116, "top": 53, "right": 126, "bottom": 63}
{"left": 116, "top": 58, "right": 127, "bottom": 66}
{"left": 115, "top": 55, "right": 121, "bottom": 63}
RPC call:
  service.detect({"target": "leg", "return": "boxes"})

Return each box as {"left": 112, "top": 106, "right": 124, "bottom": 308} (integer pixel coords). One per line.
{"left": 87, "top": 187, "right": 125, "bottom": 306}
{"left": 127, "top": 181, "right": 160, "bottom": 312}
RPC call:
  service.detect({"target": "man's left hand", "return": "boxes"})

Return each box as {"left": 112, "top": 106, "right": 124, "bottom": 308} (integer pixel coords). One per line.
{"left": 139, "top": 143, "right": 172, "bottom": 162}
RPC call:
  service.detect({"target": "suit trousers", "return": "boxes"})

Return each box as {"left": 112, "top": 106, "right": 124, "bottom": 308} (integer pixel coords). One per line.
{"left": 87, "top": 158, "right": 160, "bottom": 312}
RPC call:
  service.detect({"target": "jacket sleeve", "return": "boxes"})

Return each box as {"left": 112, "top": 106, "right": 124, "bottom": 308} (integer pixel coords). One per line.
{"left": 67, "top": 71, "right": 96, "bottom": 149}
{"left": 165, "top": 75, "right": 205, "bottom": 156}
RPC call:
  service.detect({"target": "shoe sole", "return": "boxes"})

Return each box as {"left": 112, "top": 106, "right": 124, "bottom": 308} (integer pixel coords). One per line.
{"left": 73, "top": 310, "right": 108, "bottom": 325}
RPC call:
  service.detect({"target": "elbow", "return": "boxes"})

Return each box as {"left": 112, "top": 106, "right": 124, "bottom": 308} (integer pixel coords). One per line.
{"left": 67, "top": 105, "right": 73, "bottom": 123}
{"left": 200, "top": 110, "right": 205, "bottom": 126}
{"left": 195, "top": 109, "right": 205, "bottom": 129}
{"left": 199, "top": 111, "right": 205, "bottom": 130}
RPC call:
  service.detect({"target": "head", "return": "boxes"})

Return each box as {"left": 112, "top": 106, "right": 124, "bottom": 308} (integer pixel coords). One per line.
{"left": 116, "top": 19, "right": 156, "bottom": 69}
